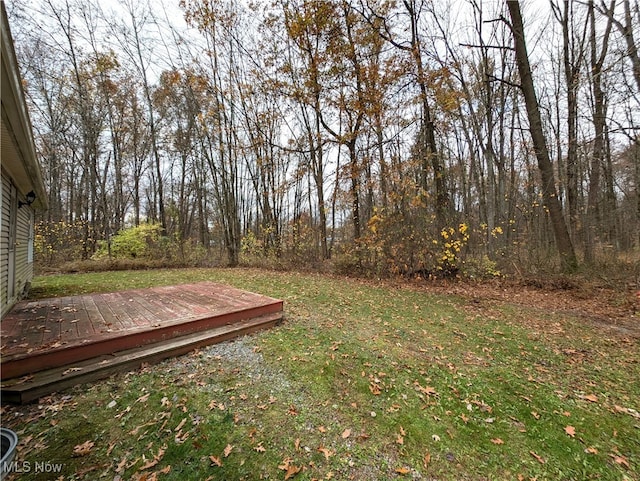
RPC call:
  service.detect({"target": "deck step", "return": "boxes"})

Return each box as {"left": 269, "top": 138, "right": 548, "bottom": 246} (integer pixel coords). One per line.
{"left": 1, "top": 312, "right": 282, "bottom": 404}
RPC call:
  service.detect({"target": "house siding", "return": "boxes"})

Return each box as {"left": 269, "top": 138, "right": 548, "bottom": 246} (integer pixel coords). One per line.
{"left": 1, "top": 171, "right": 35, "bottom": 318}
{"left": 1, "top": 172, "right": 11, "bottom": 317}
{"left": 15, "top": 196, "right": 33, "bottom": 298}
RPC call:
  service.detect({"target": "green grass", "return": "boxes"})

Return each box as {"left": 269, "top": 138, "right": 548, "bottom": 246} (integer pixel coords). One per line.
{"left": 3, "top": 268, "right": 639, "bottom": 480}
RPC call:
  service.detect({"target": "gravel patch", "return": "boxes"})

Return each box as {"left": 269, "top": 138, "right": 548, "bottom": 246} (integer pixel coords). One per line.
{"left": 158, "top": 335, "right": 293, "bottom": 396}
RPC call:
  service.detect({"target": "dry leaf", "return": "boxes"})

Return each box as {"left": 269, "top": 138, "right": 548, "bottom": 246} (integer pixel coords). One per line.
{"left": 139, "top": 446, "right": 166, "bottom": 471}
{"left": 174, "top": 418, "right": 187, "bottom": 432}
{"left": 611, "top": 455, "right": 630, "bottom": 468}
{"left": 341, "top": 428, "right": 351, "bottom": 439}
{"left": 284, "top": 464, "right": 301, "bottom": 480}
{"left": 614, "top": 405, "right": 640, "bottom": 419}
{"left": 106, "top": 442, "right": 116, "bottom": 456}
{"left": 136, "top": 393, "right": 150, "bottom": 403}
{"left": 564, "top": 425, "right": 576, "bottom": 437}
{"left": 209, "top": 455, "right": 222, "bottom": 467}
{"left": 62, "top": 367, "right": 83, "bottom": 376}
{"left": 294, "top": 438, "right": 300, "bottom": 451}
{"left": 423, "top": 452, "right": 431, "bottom": 467}
{"left": 582, "top": 394, "right": 598, "bottom": 403}
{"left": 414, "top": 383, "right": 437, "bottom": 396}
{"left": 395, "top": 467, "right": 410, "bottom": 475}
{"left": 318, "top": 426, "right": 327, "bottom": 433}
{"left": 279, "top": 458, "right": 302, "bottom": 480}
{"left": 223, "top": 444, "right": 233, "bottom": 457}
{"left": 369, "top": 382, "right": 381, "bottom": 395}
{"left": 585, "top": 447, "right": 598, "bottom": 454}
{"left": 318, "top": 446, "right": 333, "bottom": 460}
{"left": 254, "top": 443, "right": 266, "bottom": 453}
{"left": 73, "top": 440, "right": 94, "bottom": 456}
{"left": 530, "top": 451, "right": 545, "bottom": 464}
{"left": 491, "top": 438, "right": 504, "bottom": 445}
{"left": 116, "top": 455, "right": 128, "bottom": 473}
{"left": 396, "top": 434, "right": 404, "bottom": 445}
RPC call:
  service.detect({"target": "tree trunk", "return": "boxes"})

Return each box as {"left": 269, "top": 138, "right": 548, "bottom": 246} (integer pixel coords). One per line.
{"left": 507, "top": 0, "right": 578, "bottom": 272}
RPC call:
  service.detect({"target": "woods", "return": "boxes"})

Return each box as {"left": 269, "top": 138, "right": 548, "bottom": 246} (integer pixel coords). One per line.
{"left": 7, "top": 0, "right": 640, "bottom": 275}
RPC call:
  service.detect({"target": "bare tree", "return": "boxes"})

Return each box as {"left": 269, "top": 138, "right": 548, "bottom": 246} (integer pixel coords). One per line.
{"left": 507, "top": 0, "right": 578, "bottom": 271}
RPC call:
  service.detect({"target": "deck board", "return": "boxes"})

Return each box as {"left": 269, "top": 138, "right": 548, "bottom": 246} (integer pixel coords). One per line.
{"left": 1, "top": 281, "right": 283, "bottom": 381}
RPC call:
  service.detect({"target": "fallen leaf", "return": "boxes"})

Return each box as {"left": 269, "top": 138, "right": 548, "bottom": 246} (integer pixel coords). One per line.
{"left": 223, "top": 444, "right": 233, "bottom": 457}
{"left": 209, "top": 455, "right": 222, "bottom": 467}
{"left": 396, "top": 434, "right": 404, "bottom": 445}
{"left": 136, "top": 393, "right": 150, "bottom": 404}
{"left": 318, "top": 426, "right": 327, "bottom": 433}
{"left": 611, "top": 454, "right": 630, "bottom": 468}
{"left": 174, "top": 418, "right": 187, "bottom": 432}
{"left": 530, "top": 451, "right": 545, "bottom": 464}
{"left": 341, "top": 429, "right": 351, "bottom": 439}
{"left": 318, "top": 446, "right": 333, "bottom": 460}
{"left": 395, "top": 467, "right": 410, "bottom": 474}
{"left": 531, "top": 411, "right": 540, "bottom": 420}
{"left": 73, "top": 440, "right": 94, "bottom": 457}
{"left": 284, "top": 464, "right": 301, "bottom": 480}
{"left": 294, "top": 438, "right": 300, "bottom": 451}
{"left": 159, "top": 466, "right": 171, "bottom": 474}
{"left": 62, "top": 367, "right": 83, "bottom": 376}
{"left": 278, "top": 458, "right": 302, "bottom": 480}
{"left": 491, "top": 438, "right": 504, "bottom": 445}
{"left": 423, "top": 452, "right": 431, "bottom": 467}
{"left": 254, "top": 443, "right": 266, "bottom": 453}
{"left": 139, "top": 446, "right": 166, "bottom": 470}
{"left": 106, "top": 442, "right": 116, "bottom": 456}
{"left": 369, "top": 382, "right": 381, "bottom": 395}
{"left": 564, "top": 425, "right": 576, "bottom": 437}
{"left": 116, "top": 455, "right": 128, "bottom": 473}
{"left": 585, "top": 447, "right": 598, "bottom": 454}
{"left": 614, "top": 405, "right": 640, "bottom": 419}
{"left": 414, "top": 382, "right": 437, "bottom": 396}
{"left": 582, "top": 394, "right": 598, "bottom": 403}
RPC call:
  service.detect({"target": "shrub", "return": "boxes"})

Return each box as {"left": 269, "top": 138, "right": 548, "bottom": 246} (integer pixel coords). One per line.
{"left": 93, "top": 223, "right": 163, "bottom": 260}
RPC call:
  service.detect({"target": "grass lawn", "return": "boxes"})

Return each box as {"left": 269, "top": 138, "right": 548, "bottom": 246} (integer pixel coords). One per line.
{"left": 2, "top": 268, "right": 639, "bottom": 480}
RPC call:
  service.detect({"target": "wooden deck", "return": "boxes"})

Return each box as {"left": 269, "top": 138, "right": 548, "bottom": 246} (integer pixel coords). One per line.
{"left": 0, "top": 282, "right": 283, "bottom": 403}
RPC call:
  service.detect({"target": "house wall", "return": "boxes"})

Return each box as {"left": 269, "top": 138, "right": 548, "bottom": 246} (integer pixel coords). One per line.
{"left": 1, "top": 171, "right": 11, "bottom": 317}
{"left": 1, "top": 169, "right": 34, "bottom": 318}
{"left": 0, "top": 172, "right": 9, "bottom": 317}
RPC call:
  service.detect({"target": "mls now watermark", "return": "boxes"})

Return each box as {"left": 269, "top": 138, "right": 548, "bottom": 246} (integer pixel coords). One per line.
{"left": 3, "top": 460, "right": 64, "bottom": 475}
